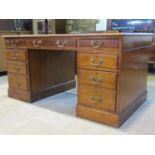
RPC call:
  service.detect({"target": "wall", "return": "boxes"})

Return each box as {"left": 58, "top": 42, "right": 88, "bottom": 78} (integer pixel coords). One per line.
{"left": 66, "top": 19, "right": 100, "bottom": 33}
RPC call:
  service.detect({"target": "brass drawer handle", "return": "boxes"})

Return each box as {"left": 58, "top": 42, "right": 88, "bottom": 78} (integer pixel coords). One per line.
{"left": 90, "top": 76, "right": 103, "bottom": 84}
{"left": 33, "top": 40, "right": 42, "bottom": 47}
{"left": 13, "top": 66, "right": 20, "bottom": 72}
{"left": 6, "top": 40, "right": 10, "bottom": 45}
{"left": 56, "top": 40, "right": 67, "bottom": 48}
{"left": 90, "top": 96, "right": 102, "bottom": 103}
{"left": 90, "top": 58, "right": 104, "bottom": 67}
{"left": 11, "top": 40, "right": 19, "bottom": 47}
{"left": 12, "top": 53, "right": 19, "bottom": 59}
{"left": 91, "top": 40, "right": 103, "bottom": 48}
{"left": 6, "top": 40, "right": 19, "bottom": 47}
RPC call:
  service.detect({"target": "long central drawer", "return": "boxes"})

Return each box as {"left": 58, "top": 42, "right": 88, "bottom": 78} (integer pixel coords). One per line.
{"left": 5, "top": 38, "right": 77, "bottom": 49}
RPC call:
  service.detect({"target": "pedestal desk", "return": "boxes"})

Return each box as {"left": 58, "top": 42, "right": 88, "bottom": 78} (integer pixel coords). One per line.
{"left": 3, "top": 33, "right": 153, "bottom": 127}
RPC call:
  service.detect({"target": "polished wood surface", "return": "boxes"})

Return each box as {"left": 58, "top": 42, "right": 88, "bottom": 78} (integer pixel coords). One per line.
{"left": 7, "top": 62, "right": 27, "bottom": 75}
{"left": 6, "top": 49, "right": 27, "bottom": 62}
{"left": 8, "top": 73, "right": 29, "bottom": 91}
{"left": 78, "top": 53, "right": 118, "bottom": 71}
{"left": 3, "top": 32, "right": 153, "bottom": 127}
{"left": 79, "top": 38, "right": 119, "bottom": 49}
{"left": 0, "top": 31, "right": 31, "bottom": 72}
{"left": 117, "top": 49, "right": 149, "bottom": 113}
{"left": 79, "top": 85, "right": 116, "bottom": 111}
{"left": 28, "top": 49, "right": 75, "bottom": 99}
{"left": 150, "top": 36, "right": 155, "bottom": 62}
{"left": 79, "top": 69, "right": 117, "bottom": 89}
{"left": 76, "top": 105, "right": 119, "bottom": 127}
{"left": 0, "top": 35, "right": 6, "bottom": 72}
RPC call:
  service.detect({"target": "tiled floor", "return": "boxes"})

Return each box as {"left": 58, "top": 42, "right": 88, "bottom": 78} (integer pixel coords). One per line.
{"left": 0, "top": 74, "right": 155, "bottom": 134}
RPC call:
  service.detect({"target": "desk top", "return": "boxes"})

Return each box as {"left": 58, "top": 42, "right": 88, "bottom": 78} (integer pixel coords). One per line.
{"left": 3, "top": 32, "right": 154, "bottom": 38}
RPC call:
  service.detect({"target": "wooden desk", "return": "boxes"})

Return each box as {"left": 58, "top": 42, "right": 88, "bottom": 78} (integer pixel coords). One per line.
{"left": 3, "top": 33, "right": 153, "bottom": 127}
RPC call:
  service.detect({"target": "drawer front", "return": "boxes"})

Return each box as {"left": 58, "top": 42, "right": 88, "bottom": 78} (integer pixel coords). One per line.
{"left": 51, "top": 39, "right": 77, "bottom": 48}
{"left": 78, "top": 53, "right": 118, "bottom": 70}
{"left": 26, "top": 39, "right": 50, "bottom": 48}
{"left": 8, "top": 74, "right": 28, "bottom": 91}
{"left": 79, "top": 39, "right": 119, "bottom": 49}
{"left": 79, "top": 69, "right": 117, "bottom": 89}
{"left": 6, "top": 50, "right": 27, "bottom": 62}
{"left": 5, "top": 39, "right": 25, "bottom": 48}
{"left": 79, "top": 85, "right": 116, "bottom": 111}
{"left": 7, "top": 62, "right": 27, "bottom": 75}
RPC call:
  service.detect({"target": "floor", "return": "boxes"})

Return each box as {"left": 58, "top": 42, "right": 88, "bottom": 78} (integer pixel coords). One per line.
{"left": 0, "top": 74, "right": 155, "bottom": 135}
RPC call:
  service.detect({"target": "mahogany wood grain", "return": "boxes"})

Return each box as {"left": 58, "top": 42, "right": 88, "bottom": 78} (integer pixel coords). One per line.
{"left": 117, "top": 49, "right": 149, "bottom": 113}
{"left": 51, "top": 38, "right": 77, "bottom": 48}
{"left": 7, "top": 62, "right": 27, "bottom": 75}
{"left": 8, "top": 88, "right": 31, "bottom": 102}
{"left": 78, "top": 53, "right": 118, "bottom": 71}
{"left": 3, "top": 33, "right": 153, "bottom": 127}
{"left": 79, "top": 38, "right": 119, "bottom": 49}
{"left": 0, "top": 31, "right": 31, "bottom": 72}
{"left": 77, "top": 91, "right": 147, "bottom": 127}
{"left": 6, "top": 49, "right": 27, "bottom": 62}
{"left": 76, "top": 105, "right": 119, "bottom": 127}
{"left": 28, "top": 49, "right": 75, "bottom": 93}
{"left": 79, "top": 69, "right": 117, "bottom": 89}
{"left": 8, "top": 73, "right": 29, "bottom": 91}
{"left": 26, "top": 38, "right": 51, "bottom": 48}
{"left": 79, "top": 85, "right": 116, "bottom": 111}
{"left": 5, "top": 39, "right": 25, "bottom": 48}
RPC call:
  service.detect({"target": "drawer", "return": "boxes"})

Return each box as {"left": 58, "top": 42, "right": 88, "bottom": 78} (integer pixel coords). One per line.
{"left": 6, "top": 49, "right": 27, "bottom": 62}
{"left": 79, "top": 38, "right": 119, "bottom": 49}
{"left": 78, "top": 53, "right": 118, "bottom": 70}
{"left": 79, "top": 85, "right": 116, "bottom": 111}
{"left": 26, "top": 39, "right": 50, "bottom": 48}
{"left": 5, "top": 39, "right": 25, "bottom": 48}
{"left": 51, "top": 38, "right": 77, "bottom": 48}
{"left": 8, "top": 74, "right": 28, "bottom": 91}
{"left": 79, "top": 69, "right": 117, "bottom": 89}
{"left": 7, "top": 62, "right": 27, "bottom": 75}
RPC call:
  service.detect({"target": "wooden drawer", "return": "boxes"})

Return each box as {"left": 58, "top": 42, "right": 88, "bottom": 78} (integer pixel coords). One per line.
{"left": 79, "top": 69, "right": 117, "bottom": 89}
{"left": 8, "top": 74, "right": 28, "bottom": 91}
{"left": 51, "top": 38, "right": 77, "bottom": 48}
{"left": 6, "top": 49, "right": 27, "bottom": 62}
{"left": 79, "top": 38, "right": 119, "bottom": 49}
{"left": 26, "top": 39, "right": 50, "bottom": 48}
{"left": 5, "top": 39, "right": 25, "bottom": 48}
{"left": 79, "top": 85, "right": 116, "bottom": 111}
{"left": 7, "top": 62, "right": 27, "bottom": 75}
{"left": 78, "top": 53, "right": 118, "bottom": 70}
